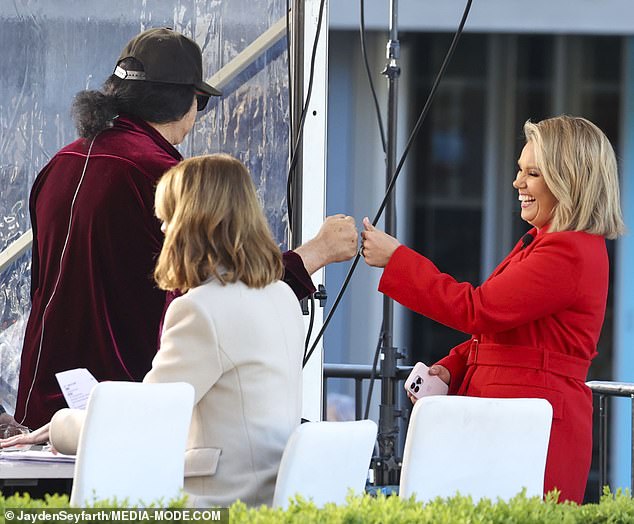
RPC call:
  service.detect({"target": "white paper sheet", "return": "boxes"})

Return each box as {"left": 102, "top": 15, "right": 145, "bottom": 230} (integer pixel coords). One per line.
{"left": 0, "top": 449, "right": 75, "bottom": 462}
{"left": 55, "top": 368, "right": 98, "bottom": 409}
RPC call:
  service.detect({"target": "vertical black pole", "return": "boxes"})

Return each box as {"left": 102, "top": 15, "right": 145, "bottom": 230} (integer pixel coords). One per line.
{"left": 630, "top": 395, "right": 634, "bottom": 495}
{"left": 376, "top": 0, "right": 402, "bottom": 487}
{"left": 598, "top": 394, "right": 607, "bottom": 497}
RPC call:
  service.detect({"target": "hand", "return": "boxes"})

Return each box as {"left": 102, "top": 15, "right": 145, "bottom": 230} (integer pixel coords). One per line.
{"left": 0, "top": 423, "right": 51, "bottom": 449}
{"left": 406, "top": 391, "right": 418, "bottom": 405}
{"left": 428, "top": 365, "right": 451, "bottom": 385}
{"left": 361, "top": 217, "right": 401, "bottom": 267}
{"left": 406, "top": 365, "right": 451, "bottom": 405}
{"left": 294, "top": 214, "right": 358, "bottom": 274}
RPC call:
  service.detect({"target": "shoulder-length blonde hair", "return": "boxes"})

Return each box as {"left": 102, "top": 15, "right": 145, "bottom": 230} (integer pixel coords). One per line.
{"left": 154, "top": 154, "right": 283, "bottom": 292}
{"left": 524, "top": 115, "right": 625, "bottom": 239}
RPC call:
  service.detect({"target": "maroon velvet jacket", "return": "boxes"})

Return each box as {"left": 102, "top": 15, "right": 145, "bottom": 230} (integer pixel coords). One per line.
{"left": 16, "top": 115, "right": 314, "bottom": 429}
{"left": 379, "top": 228, "right": 608, "bottom": 503}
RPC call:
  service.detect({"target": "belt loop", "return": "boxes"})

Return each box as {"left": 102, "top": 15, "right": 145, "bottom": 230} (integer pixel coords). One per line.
{"left": 542, "top": 347, "right": 549, "bottom": 372}
{"left": 472, "top": 338, "right": 479, "bottom": 364}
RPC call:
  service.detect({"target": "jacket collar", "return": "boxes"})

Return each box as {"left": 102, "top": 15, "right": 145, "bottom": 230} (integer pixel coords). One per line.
{"left": 113, "top": 114, "right": 183, "bottom": 162}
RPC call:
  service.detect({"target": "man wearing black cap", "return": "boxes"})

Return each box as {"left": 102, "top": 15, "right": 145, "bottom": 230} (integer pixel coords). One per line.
{"left": 15, "top": 28, "right": 357, "bottom": 428}
{"left": 113, "top": 27, "right": 221, "bottom": 99}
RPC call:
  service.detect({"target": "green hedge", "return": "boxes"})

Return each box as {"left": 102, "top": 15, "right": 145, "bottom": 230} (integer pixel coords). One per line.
{"left": 0, "top": 489, "right": 633, "bottom": 523}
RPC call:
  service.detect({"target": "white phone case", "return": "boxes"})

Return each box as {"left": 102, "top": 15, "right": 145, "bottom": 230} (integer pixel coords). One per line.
{"left": 404, "top": 362, "right": 449, "bottom": 398}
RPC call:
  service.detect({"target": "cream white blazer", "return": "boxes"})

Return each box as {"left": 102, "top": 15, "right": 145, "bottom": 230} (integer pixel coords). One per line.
{"left": 50, "top": 278, "right": 304, "bottom": 508}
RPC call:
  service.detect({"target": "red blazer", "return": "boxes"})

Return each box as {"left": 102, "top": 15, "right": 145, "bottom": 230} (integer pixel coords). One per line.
{"left": 379, "top": 227, "right": 609, "bottom": 503}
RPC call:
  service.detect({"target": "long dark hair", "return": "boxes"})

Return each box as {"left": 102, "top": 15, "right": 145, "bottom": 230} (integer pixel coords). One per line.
{"left": 71, "top": 58, "right": 195, "bottom": 139}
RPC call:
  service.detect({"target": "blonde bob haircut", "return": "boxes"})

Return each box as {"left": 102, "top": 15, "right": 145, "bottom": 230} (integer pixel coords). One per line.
{"left": 523, "top": 115, "right": 625, "bottom": 239}
{"left": 154, "top": 154, "right": 283, "bottom": 292}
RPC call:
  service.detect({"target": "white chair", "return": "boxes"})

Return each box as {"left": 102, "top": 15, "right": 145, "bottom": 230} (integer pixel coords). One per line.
{"left": 399, "top": 396, "right": 553, "bottom": 502}
{"left": 70, "top": 381, "right": 194, "bottom": 506}
{"left": 272, "top": 419, "right": 377, "bottom": 508}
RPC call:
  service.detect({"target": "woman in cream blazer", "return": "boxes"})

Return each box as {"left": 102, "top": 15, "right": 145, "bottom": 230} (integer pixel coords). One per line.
{"left": 144, "top": 275, "right": 304, "bottom": 507}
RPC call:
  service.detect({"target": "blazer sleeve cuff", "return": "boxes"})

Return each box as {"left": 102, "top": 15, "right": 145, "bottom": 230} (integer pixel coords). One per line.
{"left": 50, "top": 408, "right": 86, "bottom": 455}
{"left": 282, "top": 250, "right": 316, "bottom": 300}
{"left": 435, "top": 339, "right": 472, "bottom": 395}
{"left": 435, "top": 354, "right": 466, "bottom": 395}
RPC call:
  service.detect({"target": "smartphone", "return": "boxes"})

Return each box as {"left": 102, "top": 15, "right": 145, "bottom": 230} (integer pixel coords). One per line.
{"left": 404, "top": 362, "right": 448, "bottom": 399}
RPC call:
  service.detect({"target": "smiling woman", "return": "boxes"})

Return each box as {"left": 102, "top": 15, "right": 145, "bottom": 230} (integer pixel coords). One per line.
{"left": 522, "top": 117, "right": 624, "bottom": 238}
{"left": 361, "top": 115, "right": 625, "bottom": 503}
{"left": 513, "top": 141, "right": 558, "bottom": 230}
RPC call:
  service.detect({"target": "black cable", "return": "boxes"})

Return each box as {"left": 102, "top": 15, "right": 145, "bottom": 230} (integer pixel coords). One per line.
{"left": 286, "top": 0, "right": 293, "bottom": 162}
{"left": 304, "top": 294, "right": 316, "bottom": 354}
{"left": 284, "top": 0, "right": 327, "bottom": 346}
{"left": 303, "top": 0, "right": 473, "bottom": 368}
{"left": 364, "top": 323, "right": 384, "bottom": 420}
{"left": 302, "top": 0, "right": 384, "bottom": 368}
{"left": 286, "top": 0, "right": 327, "bottom": 232}
{"left": 360, "top": 0, "right": 387, "bottom": 155}
{"left": 304, "top": 252, "right": 361, "bottom": 367}
{"left": 371, "top": 1, "right": 472, "bottom": 227}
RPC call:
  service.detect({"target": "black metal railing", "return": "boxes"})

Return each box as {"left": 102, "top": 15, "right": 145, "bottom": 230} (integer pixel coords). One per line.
{"left": 586, "top": 380, "right": 634, "bottom": 499}
{"left": 322, "top": 363, "right": 413, "bottom": 421}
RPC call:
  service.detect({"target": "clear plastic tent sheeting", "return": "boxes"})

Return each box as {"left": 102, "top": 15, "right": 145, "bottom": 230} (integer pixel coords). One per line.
{"left": 0, "top": 0, "right": 291, "bottom": 413}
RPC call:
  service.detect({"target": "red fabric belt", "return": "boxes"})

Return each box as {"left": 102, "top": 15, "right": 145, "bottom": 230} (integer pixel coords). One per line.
{"left": 466, "top": 342, "right": 590, "bottom": 382}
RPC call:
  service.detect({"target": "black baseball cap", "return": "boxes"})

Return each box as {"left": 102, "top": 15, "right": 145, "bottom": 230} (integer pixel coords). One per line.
{"left": 113, "top": 28, "right": 221, "bottom": 98}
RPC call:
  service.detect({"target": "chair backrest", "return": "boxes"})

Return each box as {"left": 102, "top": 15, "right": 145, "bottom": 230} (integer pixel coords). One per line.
{"left": 399, "top": 396, "right": 553, "bottom": 502}
{"left": 272, "top": 419, "right": 377, "bottom": 508}
{"left": 70, "top": 381, "right": 194, "bottom": 506}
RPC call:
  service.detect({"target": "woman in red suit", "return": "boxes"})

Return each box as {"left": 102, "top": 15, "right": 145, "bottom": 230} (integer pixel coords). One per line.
{"left": 361, "top": 115, "right": 625, "bottom": 503}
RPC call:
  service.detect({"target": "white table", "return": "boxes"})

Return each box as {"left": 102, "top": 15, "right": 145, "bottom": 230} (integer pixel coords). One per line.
{"left": 0, "top": 451, "right": 74, "bottom": 496}
{"left": 0, "top": 458, "right": 74, "bottom": 480}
